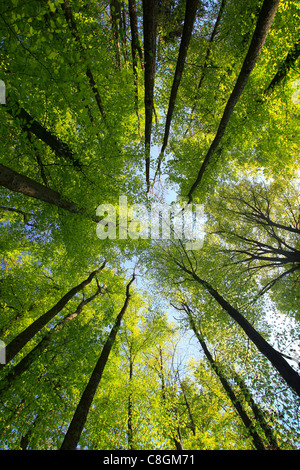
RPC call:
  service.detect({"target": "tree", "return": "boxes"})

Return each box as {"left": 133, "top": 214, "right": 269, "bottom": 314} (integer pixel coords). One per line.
{"left": 60, "top": 273, "right": 135, "bottom": 450}
{"left": 174, "top": 301, "right": 271, "bottom": 450}
{"left": 1, "top": 0, "right": 300, "bottom": 451}
{"left": 209, "top": 178, "right": 300, "bottom": 296}
{"left": 0, "top": 264, "right": 105, "bottom": 370}
{"left": 0, "top": 163, "right": 99, "bottom": 222}
{"left": 163, "top": 241, "right": 300, "bottom": 397}
{"left": 187, "top": 0, "right": 281, "bottom": 202}
{"left": 0, "top": 278, "right": 107, "bottom": 398}
{"left": 142, "top": 0, "right": 158, "bottom": 191}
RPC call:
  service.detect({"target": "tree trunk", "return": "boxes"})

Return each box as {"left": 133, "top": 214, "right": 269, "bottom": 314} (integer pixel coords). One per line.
{"left": 60, "top": 274, "right": 135, "bottom": 450}
{"left": 159, "top": 0, "right": 198, "bottom": 156}
{"left": 178, "top": 263, "right": 300, "bottom": 398}
{"left": 186, "top": 307, "right": 266, "bottom": 450}
{"left": 127, "top": 348, "right": 134, "bottom": 450}
{"left": 142, "top": 0, "right": 158, "bottom": 191}
{"left": 233, "top": 370, "right": 280, "bottom": 449}
{"left": 179, "top": 380, "right": 196, "bottom": 436}
{"left": 187, "top": 0, "right": 280, "bottom": 202}
{"left": 61, "top": 1, "right": 107, "bottom": 119}
{"left": 0, "top": 163, "right": 99, "bottom": 222}
{"left": 6, "top": 98, "right": 81, "bottom": 168}
{"left": 173, "top": 425, "right": 184, "bottom": 451}
{"left": 0, "top": 284, "right": 105, "bottom": 397}
{"left": 129, "top": 0, "right": 143, "bottom": 137}
{"left": 0, "top": 265, "right": 104, "bottom": 370}
{"left": 110, "top": 0, "right": 122, "bottom": 70}
{"left": 128, "top": 0, "right": 144, "bottom": 67}
{"left": 264, "top": 39, "right": 300, "bottom": 94}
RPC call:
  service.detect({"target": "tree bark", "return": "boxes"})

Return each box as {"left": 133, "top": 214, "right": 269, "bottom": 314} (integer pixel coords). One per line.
{"left": 233, "top": 370, "right": 280, "bottom": 449}
{"left": 0, "top": 266, "right": 104, "bottom": 370}
{"left": 177, "top": 263, "right": 300, "bottom": 398}
{"left": 160, "top": 0, "right": 198, "bottom": 155}
{"left": 6, "top": 98, "right": 81, "bottom": 168}
{"left": 0, "top": 163, "right": 99, "bottom": 222}
{"left": 142, "top": 0, "right": 158, "bottom": 191}
{"left": 187, "top": 0, "right": 280, "bottom": 202}
{"left": 60, "top": 274, "right": 135, "bottom": 450}
{"left": 127, "top": 348, "right": 134, "bottom": 450}
{"left": 185, "top": 306, "right": 266, "bottom": 450}
{"left": 61, "top": 1, "right": 107, "bottom": 119}
{"left": 0, "top": 283, "right": 105, "bottom": 396}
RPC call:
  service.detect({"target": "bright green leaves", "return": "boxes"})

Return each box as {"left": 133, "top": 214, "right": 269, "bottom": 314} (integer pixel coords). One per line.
{"left": 1, "top": 0, "right": 300, "bottom": 451}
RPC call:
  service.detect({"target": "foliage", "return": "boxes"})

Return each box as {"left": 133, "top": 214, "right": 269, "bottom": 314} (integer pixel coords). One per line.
{"left": 0, "top": 0, "right": 299, "bottom": 451}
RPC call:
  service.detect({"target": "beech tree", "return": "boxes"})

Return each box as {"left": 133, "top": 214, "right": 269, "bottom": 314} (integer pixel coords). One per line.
{"left": 1, "top": 0, "right": 300, "bottom": 451}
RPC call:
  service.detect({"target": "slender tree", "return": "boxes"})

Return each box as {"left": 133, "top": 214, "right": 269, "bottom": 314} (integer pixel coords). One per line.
{"left": 142, "top": 0, "right": 158, "bottom": 191}
{"left": 264, "top": 38, "right": 300, "bottom": 94}
{"left": 0, "top": 263, "right": 105, "bottom": 369}
{"left": 6, "top": 98, "right": 82, "bottom": 169}
{"left": 180, "top": 302, "right": 266, "bottom": 450}
{"left": 232, "top": 369, "right": 280, "bottom": 450}
{"left": 184, "top": 0, "right": 227, "bottom": 136}
{"left": 0, "top": 163, "right": 100, "bottom": 222}
{"left": 173, "top": 253, "right": 300, "bottom": 398}
{"left": 127, "top": 343, "right": 134, "bottom": 450}
{"left": 129, "top": 0, "right": 143, "bottom": 137}
{"left": 0, "top": 282, "right": 106, "bottom": 397}
{"left": 61, "top": 0, "right": 107, "bottom": 120}
{"left": 187, "top": 0, "right": 281, "bottom": 202}
{"left": 60, "top": 273, "right": 135, "bottom": 450}
{"left": 155, "top": 0, "right": 199, "bottom": 178}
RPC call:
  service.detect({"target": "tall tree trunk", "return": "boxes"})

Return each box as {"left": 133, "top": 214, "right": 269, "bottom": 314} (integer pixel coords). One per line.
{"left": 156, "top": 0, "right": 199, "bottom": 176}
{"left": 179, "top": 379, "right": 196, "bottom": 436}
{"left": 185, "top": 306, "right": 266, "bottom": 450}
{"left": 0, "top": 265, "right": 105, "bottom": 370}
{"left": 173, "top": 423, "right": 184, "bottom": 451}
{"left": 0, "top": 284, "right": 105, "bottom": 397}
{"left": 264, "top": 38, "right": 300, "bottom": 94}
{"left": 185, "top": 0, "right": 227, "bottom": 136}
{"left": 0, "top": 163, "right": 99, "bottom": 222}
{"left": 176, "top": 262, "right": 300, "bottom": 398}
{"left": 6, "top": 98, "right": 82, "bottom": 168}
{"left": 110, "top": 0, "right": 122, "bottom": 70}
{"left": 61, "top": 1, "right": 107, "bottom": 119}
{"left": 142, "top": 0, "right": 158, "bottom": 191}
{"left": 233, "top": 370, "right": 280, "bottom": 450}
{"left": 129, "top": 0, "right": 143, "bottom": 137}
{"left": 187, "top": 0, "right": 280, "bottom": 202}
{"left": 128, "top": 0, "right": 144, "bottom": 67}
{"left": 127, "top": 347, "right": 134, "bottom": 450}
{"left": 60, "top": 274, "right": 135, "bottom": 450}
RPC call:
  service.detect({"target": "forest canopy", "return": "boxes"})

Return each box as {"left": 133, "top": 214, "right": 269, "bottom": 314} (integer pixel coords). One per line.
{"left": 0, "top": 0, "right": 300, "bottom": 451}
